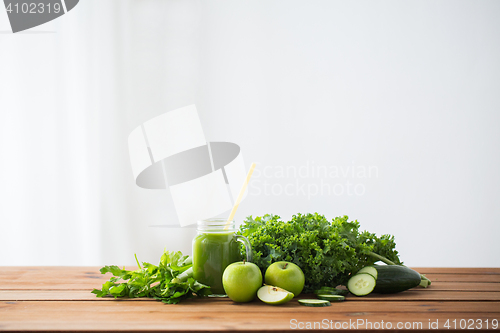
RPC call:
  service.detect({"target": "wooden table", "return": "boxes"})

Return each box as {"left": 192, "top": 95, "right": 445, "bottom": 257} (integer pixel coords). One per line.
{"left": 0, "top": 267, "right": 499, "bottom": 331}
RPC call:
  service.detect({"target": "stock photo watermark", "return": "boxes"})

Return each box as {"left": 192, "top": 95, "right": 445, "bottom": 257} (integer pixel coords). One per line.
{"left": 3, "top": 0, "right": 80, "bottom": 33}
{"left": 249, "top": 161, "right": 379, "bottom": 199}
{"left": 290, "top": 318, "right": 499, "bottom": 330}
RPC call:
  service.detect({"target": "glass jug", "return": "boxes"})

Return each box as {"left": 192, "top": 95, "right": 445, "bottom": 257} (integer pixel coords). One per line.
{"left": 192, "top": 219, "right": 252, "bottom": 296}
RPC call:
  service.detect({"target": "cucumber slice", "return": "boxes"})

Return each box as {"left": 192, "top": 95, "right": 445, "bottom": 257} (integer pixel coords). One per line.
{"left": 347, "top": 273, "right": 376, "bottom": 296}
{"left": 317, "top": 294, "right": 345, "bottom": 302}
{"left": 314, "top": 287, "right": 349, "bottom": 296}
{"left": 358, "top": 266, "right": 378, "bottom": 279}
{"left": 298, "top": 299, "right": 331, "bottom": 307}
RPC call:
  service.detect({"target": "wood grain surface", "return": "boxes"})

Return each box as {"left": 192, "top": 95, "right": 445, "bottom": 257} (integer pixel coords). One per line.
{"left": 0, "top": 267, "right": 499, "bottom": 332}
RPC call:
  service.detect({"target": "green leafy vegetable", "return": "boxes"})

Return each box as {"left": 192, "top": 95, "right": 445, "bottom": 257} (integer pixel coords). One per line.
{"left": 91, "top": 250, "right": 211, "bottom": 304}
{"left": 238, "top": 213, "right": 406, "bottom": 292}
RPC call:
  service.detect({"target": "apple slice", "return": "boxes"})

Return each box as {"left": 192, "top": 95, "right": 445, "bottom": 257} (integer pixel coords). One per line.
{"left": 257, "top": 285, "right": 294, "bottom": 305}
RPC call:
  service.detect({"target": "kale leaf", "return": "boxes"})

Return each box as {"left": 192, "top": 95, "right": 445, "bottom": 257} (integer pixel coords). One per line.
{"left": 238, "top": 213, "right": 402, "bottom": 292}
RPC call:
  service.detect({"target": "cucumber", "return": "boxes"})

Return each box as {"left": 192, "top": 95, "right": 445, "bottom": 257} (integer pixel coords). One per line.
{"left": 357, "top": 266, "right": 378, "bottom": 279}
{"left": 314, "top": 287, "right": 349, "bottom": 296}
{"left": 370, "top": 265, "right": 421, "bottom": 294}
{"left": 347, "top": 273, "right": 376, "bottom": 296}
{"left": 317, "top": 294, "right": 345, "bottom": 302}
{"left": 298, "top": 299, "right": 331, "bottom": 307}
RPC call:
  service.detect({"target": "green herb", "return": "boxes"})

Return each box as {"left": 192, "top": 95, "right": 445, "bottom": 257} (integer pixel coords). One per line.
{"left": 91, "top": 250, "right": 211, "bottom": 304}
{"left": 238, "top": 213, "right": 411, "bottom": 292}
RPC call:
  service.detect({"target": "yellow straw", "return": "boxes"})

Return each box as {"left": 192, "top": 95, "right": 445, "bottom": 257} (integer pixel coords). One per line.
{"left": 225, "top": 162, "right": 256, "bottom": 230}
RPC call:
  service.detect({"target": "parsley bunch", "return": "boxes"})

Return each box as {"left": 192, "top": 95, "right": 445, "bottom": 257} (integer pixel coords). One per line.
{"left": 238, "top": 213, "right": 403, "bottom": 292}
{"left": 92, "top": 250, "right": 211, "bottom": 304}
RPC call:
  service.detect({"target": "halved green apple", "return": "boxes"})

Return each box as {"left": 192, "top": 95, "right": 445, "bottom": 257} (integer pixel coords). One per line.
{"left": 257, "top": 285, "right": 294, "bottom": 305}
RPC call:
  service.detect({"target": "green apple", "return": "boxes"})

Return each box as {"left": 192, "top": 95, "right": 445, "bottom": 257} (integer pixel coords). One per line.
{"left": 222, "top": 261, "right": 262, "bottom": 302}
{"left": 264, "top": 261, "right": 305, "bottom": 297}
{"left": 257, "top": 285, "right": 294, "bottom": 305}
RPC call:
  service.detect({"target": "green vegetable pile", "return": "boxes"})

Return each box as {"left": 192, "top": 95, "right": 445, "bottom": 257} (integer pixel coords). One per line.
{"left": 91, "top": 250, "right": 211, "bottom": 304}
{"left": 238, "top": 213, "right": 425, "bottom": 293}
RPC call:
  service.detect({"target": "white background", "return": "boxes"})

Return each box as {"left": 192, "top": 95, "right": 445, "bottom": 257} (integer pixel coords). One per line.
{"left": 1, "top": 1, "right": 499, "bottom": 267}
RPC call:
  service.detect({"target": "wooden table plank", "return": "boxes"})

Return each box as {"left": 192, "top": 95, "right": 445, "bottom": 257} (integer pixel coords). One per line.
{"left": 0, "top": 267, "right": 108, "bottom": 290}
{"left": 1, "top": 267, "right": 499, "bottom": 290}
{"left": 411, "top": 282, "right": 500, "bottom": 292}
{"left": 2, "top": 297, "right": 500, "bottom": 313}
{"left": 416, "top": 268, "right": 500, "bottom": 275}
{"left": 1, "top": 290, "right": 500, "bottom": 302}
{"left": 420, "top": 273, "right": 500, "bottom": 283}
{"left": 0, "top": 301, "right": 499, "bottom": 331}
{"left": 349, "top": 290, "right": 500, "bottom": 301}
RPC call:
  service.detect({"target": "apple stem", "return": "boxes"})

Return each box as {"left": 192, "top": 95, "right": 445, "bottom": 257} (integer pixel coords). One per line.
{"left": 283, "top": 263, "right": 288, "bottom": 269}
{"left": 243, "top": 259, "right": 246, "bottom": 264}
